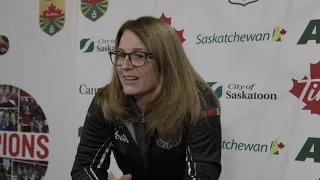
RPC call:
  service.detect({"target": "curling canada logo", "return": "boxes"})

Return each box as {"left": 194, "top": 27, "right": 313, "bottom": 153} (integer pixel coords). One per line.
{"left": 289, "top": 61, "right": 320, "bottom": 115}
{"left": 159, "top": 13, "right": 186, "bottom": 43}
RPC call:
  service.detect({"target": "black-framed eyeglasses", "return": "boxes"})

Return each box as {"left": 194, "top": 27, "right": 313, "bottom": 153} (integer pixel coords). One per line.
{"left": 109, "top": 50, "right": 152, "bottom": 67}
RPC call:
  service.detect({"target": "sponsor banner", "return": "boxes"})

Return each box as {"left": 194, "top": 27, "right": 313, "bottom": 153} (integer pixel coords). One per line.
{"left": 196, "top": 26, "right": 287, "bottom": 44}
{"left": 1, "top": 0, "right": 320, "bottom": 180}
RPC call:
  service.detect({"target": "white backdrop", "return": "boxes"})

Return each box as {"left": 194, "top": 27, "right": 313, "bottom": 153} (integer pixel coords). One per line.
{"left": 0, "top": 0, "right": 320, "bottom": 179}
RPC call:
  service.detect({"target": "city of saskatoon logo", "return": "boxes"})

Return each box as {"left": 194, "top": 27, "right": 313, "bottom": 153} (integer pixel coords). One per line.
{"left": 226, "top": 83, "right": 277, "bottom": 100}
{"left": 39, "top": 0, "right": 65, "bottom": 36}
{"left": 159, "top": 13, "right": 186, "bottom": 43}
{"left": 196, "top": 26, "right": 287, "bottom": 44}
{"left": 80, "top": 38, "right": 95, "bottom": 53}
{"left": 81, "top": 0, "right": 108, "bottom": 22}
{"left": 208, "top": 82, "right": 223, "bottom": 99}
{"left": 80, "top": 38, "right": 115, "bottom": 53}
{"left": 0, "top": 35, "right": 9, "bottom": 56}
{"left": 0, "top": 84, "right": 50, "bottom": 179}
{"left": 289, "top": 61, "right": 320, "bottom": 115}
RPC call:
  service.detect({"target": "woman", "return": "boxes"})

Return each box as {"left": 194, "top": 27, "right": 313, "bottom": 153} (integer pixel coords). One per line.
{"left": 71, "top": 16, "right": 222, "bottom": 180}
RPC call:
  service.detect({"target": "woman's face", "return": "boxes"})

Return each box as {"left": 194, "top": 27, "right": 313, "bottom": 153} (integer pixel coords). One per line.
{"left": 116, "top": 30, "right": 160, "bottom": 98}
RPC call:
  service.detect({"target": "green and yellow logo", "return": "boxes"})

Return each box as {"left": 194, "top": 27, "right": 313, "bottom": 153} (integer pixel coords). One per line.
{"left": 222, "top": 138, "right": 285, "bottom": 155}
{"left": 269, "top": 138, "right": 285, "bottom": 155}
{"left": 39, "top": 0, "right": 65, "bottom": 36}
{"left": 196, "top": 26, "right": 287, "bottom": 44}
{"left": 81, "top": 0, "right": 108, "bottom": 22}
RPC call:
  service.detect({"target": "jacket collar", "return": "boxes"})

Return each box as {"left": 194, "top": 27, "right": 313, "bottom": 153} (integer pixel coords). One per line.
{"left": 126, "top": 96, "right": 148, "bottom": 116}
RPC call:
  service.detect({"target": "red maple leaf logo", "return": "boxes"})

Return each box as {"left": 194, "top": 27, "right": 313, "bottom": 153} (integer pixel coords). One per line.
{"left": 42, "top": 4, "right": 62, "bottom": 19}
{"left": 159, "top": 13, "right": 186, "bottom": 43}
{"left": 289, "top": 61, "right": 320, "bottom": 115}
{"left": 277, "top": 142, "right": 285, "bottom": 149}
{"left": 280, "top": 29, "right": 287, "bottom": 35}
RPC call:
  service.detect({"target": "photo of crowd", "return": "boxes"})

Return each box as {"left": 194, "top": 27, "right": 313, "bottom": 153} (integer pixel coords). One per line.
{"left": 0, "top": 85, "right": 49, "bottom": 179}
{"left": 0, "top": 85, "right": 19, "bottom": 108}
{"left": 19, "top": 94, "right": 49, "bottom": 134}
{"left": 11, "top": 159, "right": 48, "bottom": 180}
{"left": 0, "top": 109, "right": 18, "bottom": 131}
{"left": 0, "top": 158, "right": 12, "bottom": 180}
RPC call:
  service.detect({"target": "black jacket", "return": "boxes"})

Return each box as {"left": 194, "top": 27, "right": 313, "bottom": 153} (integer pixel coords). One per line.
{"left": 71, "top": 90, "right": 222, "bottom": 180}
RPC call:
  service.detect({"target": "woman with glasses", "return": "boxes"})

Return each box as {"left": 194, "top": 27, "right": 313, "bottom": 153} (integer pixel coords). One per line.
{"left": 71, "top": 16, "right": 222, "bottom": 180}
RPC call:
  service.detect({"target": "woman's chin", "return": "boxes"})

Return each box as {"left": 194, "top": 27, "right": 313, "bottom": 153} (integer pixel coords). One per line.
{"left": 123, "top": 88, "right": 139, "bottom": 96}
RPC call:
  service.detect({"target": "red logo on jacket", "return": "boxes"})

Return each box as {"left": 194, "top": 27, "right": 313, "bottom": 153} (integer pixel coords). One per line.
{"left": 201, "top": 108, "right": 220, "bottom": 118}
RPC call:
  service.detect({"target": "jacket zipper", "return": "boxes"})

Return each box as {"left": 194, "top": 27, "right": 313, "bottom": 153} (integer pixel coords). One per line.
{"left": 141, "top": 114, "right": 148, "bottom": 176}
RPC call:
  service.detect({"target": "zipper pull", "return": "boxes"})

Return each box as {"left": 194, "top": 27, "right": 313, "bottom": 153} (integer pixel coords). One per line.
{"left": 141, "top": 114, "right": 146, "bottom": 123}
{"left": 144, "top": 158, "right": 148, "bottom": 171}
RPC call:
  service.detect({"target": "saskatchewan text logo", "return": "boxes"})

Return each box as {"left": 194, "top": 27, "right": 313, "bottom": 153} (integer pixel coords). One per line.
{"left": 159, "top": 13, "right": 186, "bottom": 43}
{"left": 196, "top": 26, "right": 287, "bottom": 44}
{"left": 80, "top": 38, "right": 114, "bottom": 53}
{"left": 289, "top": 61, "right": 320, "bottom": 115}
{"left": 222, "top": 138, "right": 285, "bottom": 155}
